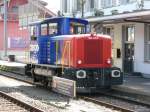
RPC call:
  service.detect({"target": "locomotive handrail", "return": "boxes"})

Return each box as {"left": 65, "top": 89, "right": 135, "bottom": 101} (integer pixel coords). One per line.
{"left": 61, "top": 42, "right": 66, "bottom": 73}
{"left": 56, "top": 40, "right": 59, "bottom": 66}
{"left": 61, "top": 41, "right": 71, "bottom": 73}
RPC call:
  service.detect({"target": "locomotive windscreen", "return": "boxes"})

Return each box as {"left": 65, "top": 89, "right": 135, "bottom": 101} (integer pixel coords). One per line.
{"left": 84, "top": 39, "right": 103, "bottom": 64}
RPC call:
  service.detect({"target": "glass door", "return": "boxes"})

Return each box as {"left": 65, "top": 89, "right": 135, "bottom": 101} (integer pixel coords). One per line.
{"left": 123, "top": 25, "right": 135, "bottom": 73}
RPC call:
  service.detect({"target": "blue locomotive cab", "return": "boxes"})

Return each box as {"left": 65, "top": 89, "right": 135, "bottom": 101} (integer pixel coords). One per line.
{"left": 29, "top": 17, "right": 88, "bottom": 64}
{"left": 30, "top": 17, "right": 88, "bottom": 37}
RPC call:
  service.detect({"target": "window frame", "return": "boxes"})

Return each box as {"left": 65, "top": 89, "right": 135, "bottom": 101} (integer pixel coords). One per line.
{"left": 145, "top": 24, "right": 150, "bottom": 61}
{"left": 125, "top": 26, "right": 135, "bottom": 43}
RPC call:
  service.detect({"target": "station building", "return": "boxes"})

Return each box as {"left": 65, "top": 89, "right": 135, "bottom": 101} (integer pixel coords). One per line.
{"left": 0, "top": 0, "right": 55, "bottom": 62}
{"left": 61, "top": 0, "right": 150, "bottom": 78}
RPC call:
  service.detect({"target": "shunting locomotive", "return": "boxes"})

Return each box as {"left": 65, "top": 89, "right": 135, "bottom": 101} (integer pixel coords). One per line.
{"left": 26, "top": 17, "right": 123, "bottom": 93}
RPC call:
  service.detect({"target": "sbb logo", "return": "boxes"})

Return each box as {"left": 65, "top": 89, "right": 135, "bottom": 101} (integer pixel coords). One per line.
{"left": 30, "top": 45, "right": 39, "bottom": 51}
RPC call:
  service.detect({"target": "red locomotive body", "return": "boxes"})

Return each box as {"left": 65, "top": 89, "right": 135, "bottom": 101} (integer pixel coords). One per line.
{"left": 51, "top": 34, "right": 123, "bottom": 92}
{"left": 60, "top": 34, "right": 112, "bottom": 68}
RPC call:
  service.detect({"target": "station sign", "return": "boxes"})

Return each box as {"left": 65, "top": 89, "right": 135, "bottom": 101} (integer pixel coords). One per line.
{"left": 52, "top": 76, "right": 76, "bottom": 98}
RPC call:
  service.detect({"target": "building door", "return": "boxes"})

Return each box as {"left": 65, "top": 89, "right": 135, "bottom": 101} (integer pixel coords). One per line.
{"left": 123, "top": 25, "right": 135, "bottom": 73}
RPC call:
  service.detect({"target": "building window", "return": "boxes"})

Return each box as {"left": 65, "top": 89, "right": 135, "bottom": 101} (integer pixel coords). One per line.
{"left": 49, "top": 23, "right": 58, "bottom": 35}
{"left": 120, "top": 0, "right": 136, "bottom": 4}
{"left": 77, "top": 0, "right": 81, "bottom": 11}
{"left": 41, "top": 24, "right": 48, "bottom": 36}
{"left": 103, "top": 26, "right": 114, "bottom": 38}
{"left": 90, "top": 0, "right": 94, "bottom": 9}
{"left": 12, "top": 6, "right": 18, "bottom": 13}
{"left": 64, "top": 0, "right": 68, "bottom": 13}
{"left": 125, "top": 26, "right": 135, "bottom": 42}
{"left": 0, "top": 6, "right": 4, "bottom": 14}
{"left": 101, "top": 0, "right": 116, "bottom": 8}
{"left": 145, "top": 24, "right": 150, "bottom": 61}
{"left": 31, "top": 26, "right": 37, "bottom": 41}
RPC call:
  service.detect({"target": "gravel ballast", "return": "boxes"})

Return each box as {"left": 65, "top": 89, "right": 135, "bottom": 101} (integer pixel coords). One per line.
{"left": 0, "top": 74, "right": 119, "bottom": 112}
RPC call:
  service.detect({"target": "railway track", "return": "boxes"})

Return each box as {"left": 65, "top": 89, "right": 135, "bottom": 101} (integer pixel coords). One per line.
{"left": 0, "top": 91, "right": 43, "bottom": 112}
{"left": 1, "top": 70, "right": 150, "bottom": 112}
{"left": 79, "top": 96, "right": 134, "bottom": 112}
{"left": 100, "top": 91, "right": 150, "bottom": 108}
{"left": 0, "top": 70, "right": 33, "bottom": 84}
{"left": 79, "top": 91, "right": 150, "bottom": 112}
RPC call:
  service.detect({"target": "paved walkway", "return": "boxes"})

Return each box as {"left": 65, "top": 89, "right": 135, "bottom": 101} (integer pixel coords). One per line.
{"left": 0, "top": 60, "right": 26, "bottom": 68}
{"left": 113, "top": 75, "right": 150, "bottom": 97}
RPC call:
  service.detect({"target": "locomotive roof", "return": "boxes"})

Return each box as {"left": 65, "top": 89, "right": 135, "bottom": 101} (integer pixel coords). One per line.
{"left": 29, "top": 17, "right": 88, "bottom": 26}
{"left": 50, "top": 34, "right": 111, "bottom": 40}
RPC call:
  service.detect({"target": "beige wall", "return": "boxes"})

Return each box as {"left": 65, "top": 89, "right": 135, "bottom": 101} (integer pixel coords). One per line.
{"left": 112, "top": 24, "right": 123, "bottom": 69}
{"left": 111, "top": 22, "right": 150, "bottom": 77}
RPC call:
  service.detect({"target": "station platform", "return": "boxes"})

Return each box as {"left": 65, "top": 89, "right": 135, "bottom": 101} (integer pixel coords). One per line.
{"left": 0, "top": 60, "right": 26, "bottom": 75}
{"left": 112, "top": 75, "right": 150, "bottom": 97}
{"left": 0, "top": 60, "right": 26, "bottom": 67}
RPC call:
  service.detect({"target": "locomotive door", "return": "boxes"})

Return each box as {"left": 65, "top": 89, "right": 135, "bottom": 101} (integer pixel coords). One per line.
{"left": 123, "top": 25, "right": 135, "bottom": 73}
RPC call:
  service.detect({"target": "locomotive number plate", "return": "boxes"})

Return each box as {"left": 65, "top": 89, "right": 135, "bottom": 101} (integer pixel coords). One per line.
{"left": 52, "top": 76, "right": 76, "bottom": 98}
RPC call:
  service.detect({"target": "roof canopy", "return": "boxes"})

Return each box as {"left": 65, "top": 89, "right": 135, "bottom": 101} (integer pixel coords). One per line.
{"left": 87, "top": 10, "right": 150, "bottom": 24}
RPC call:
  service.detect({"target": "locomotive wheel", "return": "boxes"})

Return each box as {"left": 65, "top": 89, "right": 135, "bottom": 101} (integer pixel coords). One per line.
{"left": 31, "top": 68, "right": 35, "bottom": 78}
{"left": 43, "top": 78, "right": 49, "bottom": 87}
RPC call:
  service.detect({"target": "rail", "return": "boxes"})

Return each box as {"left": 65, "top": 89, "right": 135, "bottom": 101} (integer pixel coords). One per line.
{"left": 79, "top": 96, "right": 134, "bottom": 112}
{"left": 0, "top": 91, "right": 43, "bottom": 112}
{"left": 100, "top": 91, "right": 150, "bottom": 108}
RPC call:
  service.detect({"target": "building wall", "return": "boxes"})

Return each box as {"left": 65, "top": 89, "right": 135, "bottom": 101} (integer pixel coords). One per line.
{"left": 19, "top": 2, "right": 39, "bottom": 27}
{"left": 113, "top": 24, "right": 123, "bottom": 69}
{"left": 110, "top": 22, "right": 150, "bottom": 77}
{"left": 0, "top": 21, "right": 29, "bottom": 58}
{"left": 61, "top": 0, "right": 150, "bottom": 17}
{"left": 134, "top": 23, "right": 150, "bottom": 77}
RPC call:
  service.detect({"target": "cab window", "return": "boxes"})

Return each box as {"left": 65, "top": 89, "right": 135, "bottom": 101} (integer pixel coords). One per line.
{"left": 41, "top": 24, "right": 48, "bottom": 36}
{"left": 30, "top": 26, "right": 37, "bottom": 41}
{"left": 49, "top": 23, "right": 58, "bottom": 35}
{"left": 70, "top": 22, "right": 85, "bottom": 34}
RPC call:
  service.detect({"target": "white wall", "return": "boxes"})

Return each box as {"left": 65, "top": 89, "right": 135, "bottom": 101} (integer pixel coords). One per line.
{"left": 134, "top": 23, "right": 150, "bottom": 78}
{"left": 63, "top": 1, "right": 150, "bottom": 17}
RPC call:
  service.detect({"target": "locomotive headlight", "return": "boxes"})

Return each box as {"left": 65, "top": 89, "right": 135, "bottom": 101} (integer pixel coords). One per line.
{"left": 76, "top": 70, "right": 86, "bottom": 78}
{"left": 77, "top": 60, "right": 82, "bottom": 64}
{"left": 107, "top": 58, "right": 111, "bottom": 64}
{"left": 111, "top": 70, "right": 121, "bottom": 77}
